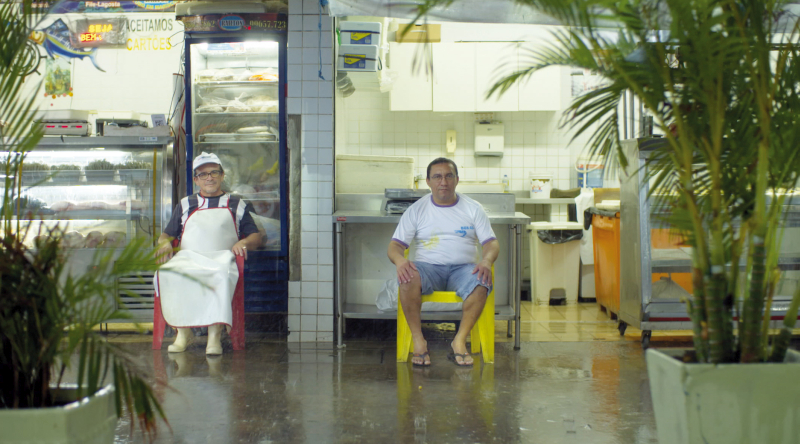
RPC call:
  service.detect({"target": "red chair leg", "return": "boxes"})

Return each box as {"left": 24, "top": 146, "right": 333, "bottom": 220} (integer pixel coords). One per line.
{"left": 231, "top": 256, "right": 246, "bottom": 350}
{"left": 152, "top": 293, "right": 166, "bottom": 350}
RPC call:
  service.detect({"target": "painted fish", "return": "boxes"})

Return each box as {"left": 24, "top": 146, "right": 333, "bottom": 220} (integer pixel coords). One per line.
{"left": 34, "top": 19, "right": 104, "bottom": 72}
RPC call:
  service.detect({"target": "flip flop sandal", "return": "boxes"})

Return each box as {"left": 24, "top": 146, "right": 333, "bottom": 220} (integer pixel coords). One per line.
{"left": 412, "top": 351, "right": 431, "bottom": 367}
{"left": 447, "top": 352, "right": 474, "bottom": 367}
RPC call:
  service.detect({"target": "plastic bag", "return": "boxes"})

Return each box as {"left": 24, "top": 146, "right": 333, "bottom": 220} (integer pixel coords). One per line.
{"left": 537, "top": 229, "right": 583, "bottom": 244}
{"left": 376, "top": 279, "right": 398, "bottom": 311}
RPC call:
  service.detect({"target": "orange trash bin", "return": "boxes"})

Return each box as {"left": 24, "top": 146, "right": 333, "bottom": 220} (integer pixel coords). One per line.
{"left": 590, "top": 211, "right": 621, "bottom": 315}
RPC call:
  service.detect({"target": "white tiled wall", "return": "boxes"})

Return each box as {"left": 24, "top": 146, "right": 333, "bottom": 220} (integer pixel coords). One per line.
{"left": 287, "top": 0, "right": 335, "bottom": 343}
{"left": 336, "top": 89, "right": 592, "bottom": 194}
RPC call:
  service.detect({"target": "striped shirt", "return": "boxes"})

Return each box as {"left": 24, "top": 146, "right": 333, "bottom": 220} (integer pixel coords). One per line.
{"left": 164, "top": 193, "right": 259, "bottom": 240}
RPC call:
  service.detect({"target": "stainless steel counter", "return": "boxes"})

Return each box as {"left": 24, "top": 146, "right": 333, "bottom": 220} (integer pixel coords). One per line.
{"left": 333, "top": 201, "right": 530, "bottom": 351}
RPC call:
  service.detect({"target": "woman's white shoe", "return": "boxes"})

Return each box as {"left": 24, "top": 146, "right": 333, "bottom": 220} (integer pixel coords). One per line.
{"left": 167, "top": 328, "right": 193, "bottom": 353}
{"left": 206, "top": 324, "right": 223, "bottom": 355}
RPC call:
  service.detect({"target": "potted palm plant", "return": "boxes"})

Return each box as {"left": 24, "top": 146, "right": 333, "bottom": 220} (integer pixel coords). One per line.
{"left": 0, "top": 2, "right": 166, "bottom": 442}
{"left": 409, "top": 0, "right": 800, "bottom": 442}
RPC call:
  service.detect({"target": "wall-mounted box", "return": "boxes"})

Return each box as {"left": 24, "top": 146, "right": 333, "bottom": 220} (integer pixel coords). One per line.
{"left": 474, "top": 123, "right": 504, "bottom": 156}
{"left": 337, "top": 45, "right": 379, "bottom": 72}
{"left": 340, "top": 21, "right": 382, "bottom": 45}
{"left": 395, "top": 24, "right": 441, "bottom": 43}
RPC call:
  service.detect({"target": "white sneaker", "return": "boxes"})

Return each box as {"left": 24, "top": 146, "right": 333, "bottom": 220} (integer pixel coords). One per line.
{"left": 167, "top": 328, "right": 193, "bottom": 353}
{"left": 206, "top": 324, "right": 223, "bottom": 355}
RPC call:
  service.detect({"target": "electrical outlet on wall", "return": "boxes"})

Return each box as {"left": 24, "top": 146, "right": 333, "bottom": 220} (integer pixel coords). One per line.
{"left": 474, "top": 112, "right": 494, "bottom": 123}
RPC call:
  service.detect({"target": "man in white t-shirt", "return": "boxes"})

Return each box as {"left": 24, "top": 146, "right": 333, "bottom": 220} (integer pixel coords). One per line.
{"left": 388, "top": 158, "right": 500, "bottom": 367}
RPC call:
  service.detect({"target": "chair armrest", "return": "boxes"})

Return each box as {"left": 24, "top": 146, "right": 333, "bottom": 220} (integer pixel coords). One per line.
{"left": 236, "top": 254, "right": 245, "bottom": 273}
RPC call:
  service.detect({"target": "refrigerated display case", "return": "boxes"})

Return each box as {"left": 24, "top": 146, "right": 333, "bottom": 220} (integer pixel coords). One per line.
{"left": 179, "top": 6, "right": 289, "bottom": 314}
{"left": 619, "top": 138, "right": 800, "bottom": 348}
{"left": 10, "top": 136, "right": 172, "bottom": 321}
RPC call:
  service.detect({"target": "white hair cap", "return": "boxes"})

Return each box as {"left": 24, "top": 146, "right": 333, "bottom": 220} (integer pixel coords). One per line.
{"left": 193, "top": 152, "right": 222, "bottom": 173}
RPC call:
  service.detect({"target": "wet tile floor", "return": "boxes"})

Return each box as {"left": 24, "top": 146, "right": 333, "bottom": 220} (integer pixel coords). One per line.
{"left": 100, "top": 302, "right": 689, "bottom": 443}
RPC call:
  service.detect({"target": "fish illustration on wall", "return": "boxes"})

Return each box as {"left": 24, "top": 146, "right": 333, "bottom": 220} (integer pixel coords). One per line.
{"left": 29, "top": 19, "right": 104, "bottom": 72}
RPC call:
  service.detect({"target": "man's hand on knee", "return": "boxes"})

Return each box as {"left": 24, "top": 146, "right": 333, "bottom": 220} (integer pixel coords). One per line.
{"left": 472, "top": 260, "right": 492, "bottom": 286}
{"left": 396, "top": 259, "right": 418, "bottom": 284}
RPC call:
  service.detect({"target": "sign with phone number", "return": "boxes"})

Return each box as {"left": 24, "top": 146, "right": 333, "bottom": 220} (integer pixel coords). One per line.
{"left": 179, "top": 13, "right": 287, "bottom": 33}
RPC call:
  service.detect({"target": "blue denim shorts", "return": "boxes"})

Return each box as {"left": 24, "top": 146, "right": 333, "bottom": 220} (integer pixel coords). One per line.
{"left": 413, "top": 262, "right": 492, "bottom": 301}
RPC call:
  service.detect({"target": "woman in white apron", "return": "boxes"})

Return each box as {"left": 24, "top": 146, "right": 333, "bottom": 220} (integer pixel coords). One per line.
{"left": 155, "top": 153, "right": 262, "bottom": 355}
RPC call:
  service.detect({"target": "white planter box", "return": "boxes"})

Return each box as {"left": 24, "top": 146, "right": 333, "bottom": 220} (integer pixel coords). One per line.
{"left": 0, "top": 385, "right": 116, "bottom": 444}
{"left": 647, "top": 348, "right": 800, "bottom": 444}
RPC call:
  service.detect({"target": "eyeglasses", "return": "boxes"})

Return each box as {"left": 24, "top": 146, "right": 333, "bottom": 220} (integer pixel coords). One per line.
{"left": 195, "top": 170, "right": 222, "bottom": 180}
{"left": 430, "top": 173, "right": 456, "bottom": 182}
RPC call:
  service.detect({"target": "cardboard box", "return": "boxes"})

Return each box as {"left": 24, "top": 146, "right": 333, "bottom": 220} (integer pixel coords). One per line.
{"left": 395, "top": 24, "right": 441, "bottom": 43}
{"left": 340, "top": 21, "right": 382, "bottom": 45}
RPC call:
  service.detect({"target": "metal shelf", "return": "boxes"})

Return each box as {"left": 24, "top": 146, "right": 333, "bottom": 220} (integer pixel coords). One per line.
{"left": 194, "top": 112, "right": 278, "bottom": 117}
{"left": 195, "top": 80, "right": 279, "bottom": 87}
{"left": 196, "top": 139, "right": 278, "bottom": 145}
{"left": 516, "top": 198, "right": 575, "bottom": 205}
{"left": 341, "top": 303, "right": 516, "bottom": 321}
{"left": 14, "top": 210, "right": 143, "bottom": 220}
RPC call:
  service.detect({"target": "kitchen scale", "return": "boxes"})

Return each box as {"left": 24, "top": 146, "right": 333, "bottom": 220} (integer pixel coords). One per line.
{"left": 383, "top": 188, "right": 430, "bottom": 214}
{"left": 39, "top": 110, "right": 90, "bottom": 136}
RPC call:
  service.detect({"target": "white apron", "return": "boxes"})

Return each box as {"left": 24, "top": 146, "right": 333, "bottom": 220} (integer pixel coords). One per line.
{"left": 156, "top": 197, "right": 240, "bottom": 328}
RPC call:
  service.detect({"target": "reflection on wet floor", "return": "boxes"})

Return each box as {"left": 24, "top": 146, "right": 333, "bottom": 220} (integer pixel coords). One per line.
{"left": 101, "top": 304, "right": 670, "bottom": 444}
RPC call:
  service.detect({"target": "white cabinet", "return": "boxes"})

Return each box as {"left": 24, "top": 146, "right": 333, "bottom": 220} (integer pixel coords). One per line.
{"left": 517, "top": 42, "right": 563, "bottom": 111}
{"left": 475, "top": 42, "right": 519, "bottom": 112}
{"left": 390, "top": 38, "right": 564, "bottom": 113}
{"left": 432, "top": 43, "right": 476, "bottom": 112}
{"left": 389, "top": 43, "right": 433, "bottom": 111}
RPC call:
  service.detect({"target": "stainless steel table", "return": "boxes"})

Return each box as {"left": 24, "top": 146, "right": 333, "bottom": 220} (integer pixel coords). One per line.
{"left": 333, "top": 210, "right": 530, "bottom": 351}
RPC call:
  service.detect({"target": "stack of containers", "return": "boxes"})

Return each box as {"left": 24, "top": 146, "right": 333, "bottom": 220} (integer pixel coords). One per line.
{"left": 338, "top": 22, "right": 382, "bottom": 72}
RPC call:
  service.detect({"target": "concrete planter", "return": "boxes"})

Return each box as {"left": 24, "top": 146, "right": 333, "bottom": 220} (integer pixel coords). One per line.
{"left": 0, "top": 385, "right": 116, "bottom": 444}
{"left": 646, "top": 348, "right": 800, "bottom": 444}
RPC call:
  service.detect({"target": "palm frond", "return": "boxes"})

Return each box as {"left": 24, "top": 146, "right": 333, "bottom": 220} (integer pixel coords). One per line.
{"left": 0, "top": 2, "right": 167, "bottom": 439}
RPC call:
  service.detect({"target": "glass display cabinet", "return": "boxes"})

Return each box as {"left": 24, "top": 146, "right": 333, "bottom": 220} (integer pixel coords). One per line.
{"left": 187, "top": 40, "right": 285, "bottom": 254}
{"left": 619, "top": 138, "right": 800, "bottom": 347}
{"left": 10, "top": 135, "right": 172, "bottom": 321}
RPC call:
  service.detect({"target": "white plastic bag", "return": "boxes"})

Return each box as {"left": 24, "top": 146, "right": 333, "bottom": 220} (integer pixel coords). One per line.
{"left": 376, "top": 279, "right": 398, "bottom": 311}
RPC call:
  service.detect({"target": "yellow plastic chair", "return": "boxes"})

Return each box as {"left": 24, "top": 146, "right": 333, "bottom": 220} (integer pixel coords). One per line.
{"left": 396, "top": 251, "right": 495, "bottom": 363}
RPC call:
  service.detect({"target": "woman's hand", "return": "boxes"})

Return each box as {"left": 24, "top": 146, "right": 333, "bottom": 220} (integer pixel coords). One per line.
{"left": 156, "top": 241, "right": 174, "bottom": 264}
{"left": 232, "top": 240, "right": 248, "bottom": 259}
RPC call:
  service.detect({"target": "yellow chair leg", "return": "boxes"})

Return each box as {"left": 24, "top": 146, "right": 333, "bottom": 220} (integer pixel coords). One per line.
{"left": 470, "top": 324, "right": 481, "bottom": 355}
{"left": 397, "top": 298, "right": 412, "bottom": 362}
{"left": 480, "top": 290, "right": 495, "bottom": 363}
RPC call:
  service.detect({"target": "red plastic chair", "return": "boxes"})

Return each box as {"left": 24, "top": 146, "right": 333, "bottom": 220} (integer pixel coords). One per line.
{"left": 152, "top": 240, "right": 246, "bottom": 350}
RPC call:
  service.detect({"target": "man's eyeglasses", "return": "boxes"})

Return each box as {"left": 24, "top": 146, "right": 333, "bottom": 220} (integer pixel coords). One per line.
{"left": 195, "top": 170, "right": 222, "bottom": 180}
{"left": 430, "top": 173, "right": 456, "bottom": 182}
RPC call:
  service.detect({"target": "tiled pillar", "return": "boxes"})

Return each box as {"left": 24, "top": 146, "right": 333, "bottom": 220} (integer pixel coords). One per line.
{"left": 287, "top": 0, "right": 335, "bottom": 342}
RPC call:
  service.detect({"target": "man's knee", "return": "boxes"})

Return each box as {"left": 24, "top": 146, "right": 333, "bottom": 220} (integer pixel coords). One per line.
{"left": 467, "top": 285, "right": 488, "bottom": 300}
{"left": 399, "top": 274, "right": 422, "bottom": 296}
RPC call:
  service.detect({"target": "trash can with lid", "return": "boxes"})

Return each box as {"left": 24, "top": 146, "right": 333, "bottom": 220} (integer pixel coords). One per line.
{"left": 528, "top": 222, "right": 584, "bottom": 305}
